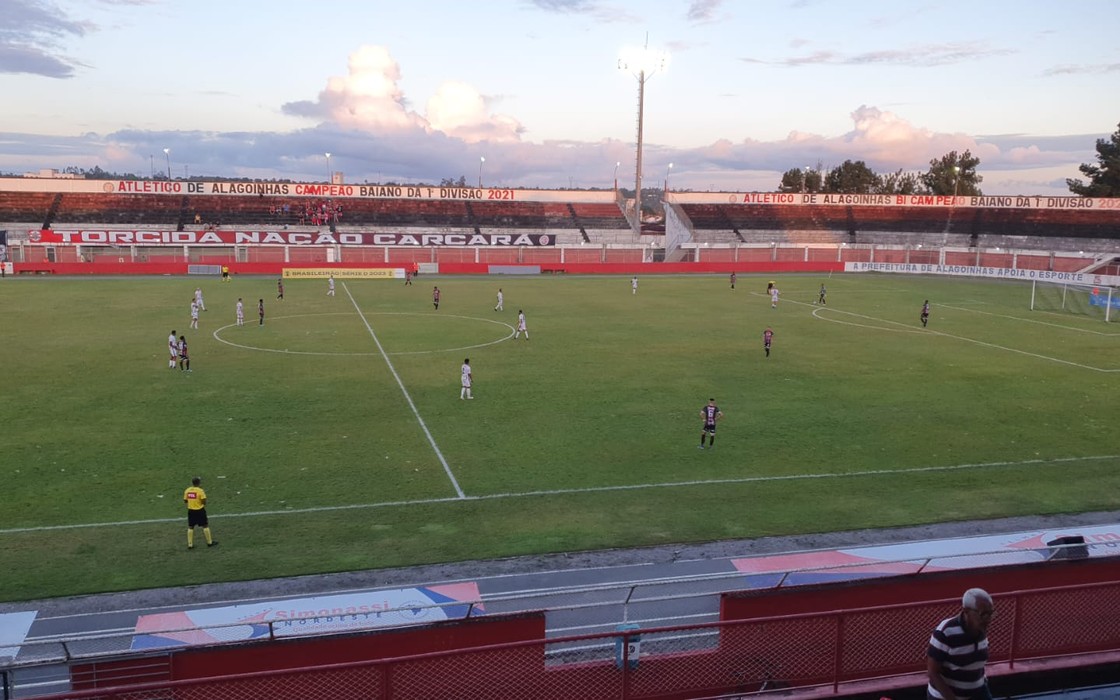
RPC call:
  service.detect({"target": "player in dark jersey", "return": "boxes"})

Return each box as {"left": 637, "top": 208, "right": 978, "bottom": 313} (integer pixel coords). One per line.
{"left": 818, "top": 284, "right": 827, "bottom": 305}
{"left": 258, "top": 298, "right": 265, "bottom": 325}
{"left": 921, "top": 300, "right": 930, "bottom": 327}
{"left": 433, "top": 286, "right": 441, "bottom": 310}
{"left": 730, "top": 272, "right": 736, "bottom": 290}
{"left": 699, "top": 398, "right": 723, "bottom": 450}
{"left": 277, "top": 277, "right": 284, "bottom": 300}
{"left": 178, "top": 335, "right": 191, "bottom": 372}
{"left": 763, "top": 327, "right": 774, "bottom": 357}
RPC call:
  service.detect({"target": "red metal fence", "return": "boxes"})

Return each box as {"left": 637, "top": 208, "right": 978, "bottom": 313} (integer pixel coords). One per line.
{"left": 28, "top": 579, "right": 1120, "bottom": 700}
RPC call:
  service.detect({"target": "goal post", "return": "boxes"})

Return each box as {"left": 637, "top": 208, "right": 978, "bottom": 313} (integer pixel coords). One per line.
{"left": 1030, "top": 280, "right": 1116, "bottom": 322}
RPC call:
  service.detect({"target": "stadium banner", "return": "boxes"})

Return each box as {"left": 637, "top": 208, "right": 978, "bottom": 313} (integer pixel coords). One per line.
{"left": 30, "top": 230, "right": 556, "bottom": 247}
{"left": 130, "top": 583, "right": 483, "bottom": 650}
{"left": 283, "top": 267, "right": 399, "bottom": 279}
{"left": 668, "top": 191, "right": 1120, "bottom": 211}
{"left": 844, "top": 262, "right": 1120, "bottom": 287}
{"left": 0, "top": 177, "right": 618, "bottom": 203}
{"left": 2, "top": 177, "right": 1119, "bottom": 210}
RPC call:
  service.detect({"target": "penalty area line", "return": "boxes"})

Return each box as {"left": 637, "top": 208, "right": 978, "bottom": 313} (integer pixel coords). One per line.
{"left": 3, "top": 455, "right": 1115, "bottom": 536}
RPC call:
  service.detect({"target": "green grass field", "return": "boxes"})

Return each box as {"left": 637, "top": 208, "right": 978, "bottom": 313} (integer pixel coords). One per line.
{"left": 1, "top": 272, "right": 1118, "bottom": 601}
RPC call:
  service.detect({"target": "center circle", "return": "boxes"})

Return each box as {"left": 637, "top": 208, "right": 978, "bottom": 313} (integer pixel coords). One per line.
{"left": 211, "top": 312, "right": 515, "bottom": 356}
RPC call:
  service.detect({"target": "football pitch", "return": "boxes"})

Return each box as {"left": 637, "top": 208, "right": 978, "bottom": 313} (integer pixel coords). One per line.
{"left": 2, "top": 273, "right": 1118, "bottom": 602}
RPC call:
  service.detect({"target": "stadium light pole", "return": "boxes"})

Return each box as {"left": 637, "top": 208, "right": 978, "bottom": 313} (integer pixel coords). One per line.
{"left": 614, "top": 161, "right": 620, "bottom": 191}
{"left": 944, "top": 165, "right": 962, "bottom": 235}
{"left": 163, "top": 148, "right": 171, "bottom": 180}
{"left": 149, "top": 154, "right": 154, "bottom": 179}
{"left": 664, "top": 162, "right": 673, "bottom": 195}
{"left": 325, "top": 152, "right": 332, "bottom": 184}
{"left": 479, "top": 156, "right": 485, "bottom": 189}
{"left": 618, "top": 38, "right": 669, "bottom": 237}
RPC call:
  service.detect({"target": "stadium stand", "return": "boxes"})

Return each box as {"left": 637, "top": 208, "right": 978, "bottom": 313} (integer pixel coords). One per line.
{"left": 50, "top": 193, "right": 182, "bottom": 227}
{"left": 0, "top": 191, "right": 56, "bottom": 228}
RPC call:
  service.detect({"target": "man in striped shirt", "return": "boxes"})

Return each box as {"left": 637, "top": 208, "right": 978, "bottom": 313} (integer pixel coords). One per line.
{"left": 927, "top": 588, "right": 995, "bottom": 700}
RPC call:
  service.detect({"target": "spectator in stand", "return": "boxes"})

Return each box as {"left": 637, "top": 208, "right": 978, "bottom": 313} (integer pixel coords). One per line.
{"left": 927, "top": 588, "right": 995, "bottom": 700}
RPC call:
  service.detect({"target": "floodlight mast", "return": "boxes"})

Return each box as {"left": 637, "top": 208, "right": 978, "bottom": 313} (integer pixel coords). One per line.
{"left": 618, "top": 38, "right": 668, "bottom": 237}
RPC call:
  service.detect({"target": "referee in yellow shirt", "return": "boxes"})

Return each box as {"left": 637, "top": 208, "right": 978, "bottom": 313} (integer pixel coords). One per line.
{"left": 183, "top": 477, "right": 218, "bottom": 549}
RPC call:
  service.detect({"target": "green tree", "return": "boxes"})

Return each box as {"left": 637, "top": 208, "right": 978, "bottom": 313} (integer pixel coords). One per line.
{"left": 1067, "top": 122, "right": 1120, "bottom": 197}
{"left": 877, "top": 169, "right": 924, "bottom": 194}
{"left": 823, "top": 159, "right": 881, "bottom": 193}
{"left": 778, "top": 168, "right": 806, "bottom": 193}
{"left": 921, "top": 150, "right": 982, "bottom": 196}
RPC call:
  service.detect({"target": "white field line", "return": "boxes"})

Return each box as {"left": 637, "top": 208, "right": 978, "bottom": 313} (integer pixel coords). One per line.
{"left": 938, "top": 303, "right": 1120, "bottom": 336}
{"left": 341, "top": 283, "right": 466, "bottom": 498}
{"left": 3, "top": 454, "right": 1115, "bottom": 536}
{"left": 809, "top": 306, "right": 1120, "bottom": 372}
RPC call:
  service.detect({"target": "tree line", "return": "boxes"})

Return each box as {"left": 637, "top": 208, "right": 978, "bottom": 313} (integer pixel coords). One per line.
{"left": 776, "top": 150, "right": 984, "bottom": 196}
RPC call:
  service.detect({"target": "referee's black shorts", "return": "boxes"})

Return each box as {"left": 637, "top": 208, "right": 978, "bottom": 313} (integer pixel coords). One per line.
{"left": 187, "top": 508, "right": 209, "bottom": 528}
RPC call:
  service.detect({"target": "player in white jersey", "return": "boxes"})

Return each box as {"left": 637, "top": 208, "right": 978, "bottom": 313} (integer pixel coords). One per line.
{"left": 168, "top": 330, "right": 179, "bottom": 368}
{"left": 495, "top": 288, "right": 503, "bottom": 311}
{"left": 460, "top": 358, "right": 473, "bottom": 400}
{"left": 190, "top": 300, "right": 200, "bottom": 329}
{"left": 327, "top": 275, "right": 335, "bottom": 296}
{"left": 770, "top": 287, "right": 780, "bottom": 308}
{"left": 236, "top": 298, "right": 244, "bottom": 326}
{"left": 514, "top": 310, "right": 529, "bottom": 340}
{"left": 194, "top": 287, "right": 206, "bottom": 312}
{"left": 631, "top": 276, "right": 639, "bottom": 295}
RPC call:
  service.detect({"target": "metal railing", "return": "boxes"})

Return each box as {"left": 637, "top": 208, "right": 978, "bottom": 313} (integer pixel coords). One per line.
{"left": 13, "top": 578, "right": 1120, "bottom": 699}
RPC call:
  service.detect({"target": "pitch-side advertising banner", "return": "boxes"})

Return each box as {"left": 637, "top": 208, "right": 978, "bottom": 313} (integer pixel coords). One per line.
{"left": 283, "top": 268, "right": 400, "bottom": 279}
{"left": 130, "top": 583, "right": 483, "bottom": 650}
{"left": 845, "top": 262, "right": 1120, "bottom": 287}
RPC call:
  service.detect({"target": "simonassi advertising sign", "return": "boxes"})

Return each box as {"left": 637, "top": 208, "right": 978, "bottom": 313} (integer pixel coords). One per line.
{"left": 30, "top": 230, "right": 556, "bottom": 247}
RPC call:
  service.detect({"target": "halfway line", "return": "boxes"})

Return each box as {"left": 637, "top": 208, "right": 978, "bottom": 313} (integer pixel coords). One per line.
{"left": 343, "top": 282, "right": 466, "bottom": 498}
{"left": 3, "top": 455, "right": 1114, "bottom": 535}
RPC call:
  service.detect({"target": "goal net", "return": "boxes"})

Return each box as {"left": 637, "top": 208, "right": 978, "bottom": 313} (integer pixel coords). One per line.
{"left": 1030, "top": 280, "right": 1117, "bottom": 322}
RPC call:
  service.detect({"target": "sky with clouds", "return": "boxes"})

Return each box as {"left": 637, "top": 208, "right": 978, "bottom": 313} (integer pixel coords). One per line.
{"left": 1, "top": 0, "right": 1117, "bottom": 195}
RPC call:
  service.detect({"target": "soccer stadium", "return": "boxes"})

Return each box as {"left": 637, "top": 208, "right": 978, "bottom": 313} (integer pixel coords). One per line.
{"left": 1, "top": 172, "right": 1119, "bottom": 699}
{"left": 3, "top": 3, "right": 1120, "bottom": 697}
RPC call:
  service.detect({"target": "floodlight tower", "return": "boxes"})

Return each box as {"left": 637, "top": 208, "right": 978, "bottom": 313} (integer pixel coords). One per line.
{"left": 163, "top": 148, "right": 171, "bottom": 180}
{"left": 618, "top": 38, "right": 668, "bottom": 237}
